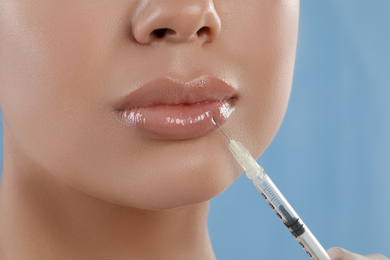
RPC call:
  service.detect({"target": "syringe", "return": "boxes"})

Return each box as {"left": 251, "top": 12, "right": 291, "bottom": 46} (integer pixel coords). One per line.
{"left": 213, "top": 119, "right": 331, "bottom": 260}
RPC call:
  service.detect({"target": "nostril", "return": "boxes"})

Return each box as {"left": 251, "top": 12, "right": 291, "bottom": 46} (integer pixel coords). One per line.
{"left": 132, "top": 1, "right": 221, "bottom": 44}
{"left": 152, "top": 28, "right": 176, "bottom": 39}
{"left": 197, "top": 26, "right": 211, "bottom": 39}
{"left": 152, "top": 28, "right": 168, "bottom": 38}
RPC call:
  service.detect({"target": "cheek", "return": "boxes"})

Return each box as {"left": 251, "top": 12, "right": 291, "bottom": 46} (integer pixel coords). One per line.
{"left": 0, "top": 1, "right": 110, "bottom": 157}
{"left": 215, "top": 1, "right": 299, "bottom": 157}
{"left": 0, "top": 1, "right": 120, "bottom": 192}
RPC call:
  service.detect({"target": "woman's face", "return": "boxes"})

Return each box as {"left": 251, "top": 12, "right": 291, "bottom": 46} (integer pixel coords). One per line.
{"left": 0, "top": 0, "right": 299, "bottom": 209}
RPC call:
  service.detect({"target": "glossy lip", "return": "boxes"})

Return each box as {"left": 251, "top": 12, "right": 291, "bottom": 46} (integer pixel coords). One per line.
{"left": 114, "top": 75, "right": 238, "bottom": 140}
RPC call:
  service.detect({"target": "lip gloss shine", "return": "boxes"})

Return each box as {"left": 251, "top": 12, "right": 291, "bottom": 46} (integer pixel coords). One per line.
{"left": 120, "top": 100, "right": 235, "bottom": 140}
{"left": 115, "top": 75, "right": 238, "bottom": 140}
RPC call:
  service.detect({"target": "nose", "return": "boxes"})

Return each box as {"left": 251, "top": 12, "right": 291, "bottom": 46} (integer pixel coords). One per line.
{"left": 132, "top": 0, "right": 221, "bottom": 45}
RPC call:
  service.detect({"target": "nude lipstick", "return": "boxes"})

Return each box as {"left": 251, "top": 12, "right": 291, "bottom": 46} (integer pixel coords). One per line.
{"left": 115, "top": 75, "right": 238, "bottom": 140}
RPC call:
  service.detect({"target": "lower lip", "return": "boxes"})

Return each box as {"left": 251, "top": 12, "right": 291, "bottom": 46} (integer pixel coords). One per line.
{"left": 118, "top": 100, "right": 235, "bottom": 140}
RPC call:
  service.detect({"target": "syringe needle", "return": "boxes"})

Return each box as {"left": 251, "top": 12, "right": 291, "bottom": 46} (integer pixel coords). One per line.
{"left": 212, "top": 118, "right": 231, "bottom": 141}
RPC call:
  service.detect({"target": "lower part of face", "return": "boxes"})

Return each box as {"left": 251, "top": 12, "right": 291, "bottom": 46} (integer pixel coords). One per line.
{"left": 0, "top": 0, "right": 299, "bottom": 209}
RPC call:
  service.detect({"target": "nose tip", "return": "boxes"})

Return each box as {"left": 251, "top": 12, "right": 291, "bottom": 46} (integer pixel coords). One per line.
{"left": 132, "top": 0, "right": 221, "bottom": 44}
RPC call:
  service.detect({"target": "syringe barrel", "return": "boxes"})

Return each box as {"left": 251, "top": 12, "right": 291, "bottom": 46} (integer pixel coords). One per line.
{"left": 253, "top": 175, "right": 331, "bottom": 260}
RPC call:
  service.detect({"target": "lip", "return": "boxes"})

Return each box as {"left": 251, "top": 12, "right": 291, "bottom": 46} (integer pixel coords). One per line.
{"left": 114, "top": 75, "right": 238, "bottom": 140}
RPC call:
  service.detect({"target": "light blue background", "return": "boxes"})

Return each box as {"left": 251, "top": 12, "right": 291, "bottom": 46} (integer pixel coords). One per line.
{"left": 209, "top": 1, "right": 390, "bottom": 259}
{"left": 1, "top": 1, "right": 389, "bottom": 259}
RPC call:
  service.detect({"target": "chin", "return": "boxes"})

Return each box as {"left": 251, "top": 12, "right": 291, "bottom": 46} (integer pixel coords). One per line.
{"left": 142, "top": 165, "right": 241, "bottom": 210}
{"left": 67, "top": 149, "right": 242, "bottom": 211}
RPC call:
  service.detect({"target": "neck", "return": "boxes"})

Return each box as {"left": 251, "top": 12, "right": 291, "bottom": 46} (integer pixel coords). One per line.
{"left": 0, "top": 137, "right": 215, "bottom": 260}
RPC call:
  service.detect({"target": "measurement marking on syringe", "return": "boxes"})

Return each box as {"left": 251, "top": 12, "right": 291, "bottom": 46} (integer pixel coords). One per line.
{"left": 261, "top": 182, "right": 282, "bottom": 206}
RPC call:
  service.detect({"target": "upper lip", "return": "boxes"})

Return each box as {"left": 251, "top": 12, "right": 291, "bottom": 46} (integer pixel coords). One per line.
{"left": 115, "top": 75, "right": 238, "bottom": 110}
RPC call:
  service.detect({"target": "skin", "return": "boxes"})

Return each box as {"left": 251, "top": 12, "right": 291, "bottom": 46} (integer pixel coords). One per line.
{"left": 0, "top": 0, "right": 387, "bottom": 259}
